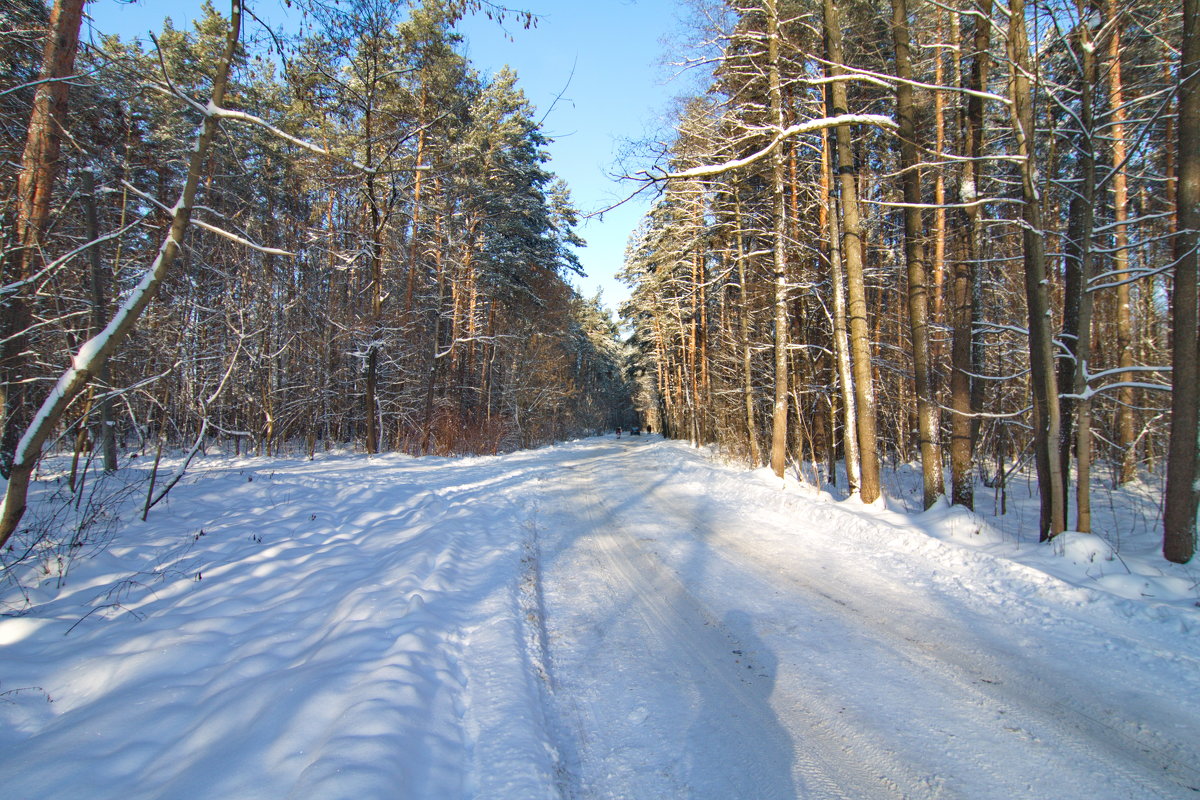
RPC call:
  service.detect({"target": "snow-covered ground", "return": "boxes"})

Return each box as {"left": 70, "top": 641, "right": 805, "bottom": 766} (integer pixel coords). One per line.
{"left": 1, "top": 436, "right": 1197, "bottom": 799}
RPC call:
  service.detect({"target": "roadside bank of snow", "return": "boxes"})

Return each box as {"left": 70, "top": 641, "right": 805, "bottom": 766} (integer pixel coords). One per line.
{"left": 0, "top": 449, "right": 571, "bottom": 800}
{"left": 734, "top": 452, "right": 1200, "bottom": 632}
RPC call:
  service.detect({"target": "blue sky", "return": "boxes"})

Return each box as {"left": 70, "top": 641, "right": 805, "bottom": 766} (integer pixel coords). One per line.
{"left": 86, "top": 0, "right": 696, "bottom": 310}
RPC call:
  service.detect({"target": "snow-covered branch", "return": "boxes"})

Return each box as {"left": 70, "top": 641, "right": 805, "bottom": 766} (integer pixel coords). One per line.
{"left": 0, "top": 69, "right": 99, "bottom": 98}
{"left": 640, "top": 114, "right": 897, "bottom": 182}
{"left": 0, "top": 1, "right": 245, "bottom": 546}
{"left": 209, "top": 104, "right": 431, "bottom": 175}
{"left": 939, "top": 403, "right": 1034, "bottom": 419}
{"left": 0, "top": 216, "right": 144, "bottom": 296}
{"left": 189, "top": 219, "right": 296, "bottom": 257}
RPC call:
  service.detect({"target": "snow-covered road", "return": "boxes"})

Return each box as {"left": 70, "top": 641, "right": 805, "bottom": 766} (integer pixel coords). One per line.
{"left": 530, "top": 439, "right": 1200, "bottom": 799}
{"left": 2, "top": 436, "right": 1198, "bottom": 799}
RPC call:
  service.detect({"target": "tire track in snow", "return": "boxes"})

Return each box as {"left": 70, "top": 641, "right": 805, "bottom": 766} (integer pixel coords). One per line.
{"left": 620, "top": 447, "right": 1200, "bottom": 799}
{"left": 535, "top": 449, "right": 910, "bottom": 799}
{"left": 735, "top": 509, "right": 1197, "bottom": 797}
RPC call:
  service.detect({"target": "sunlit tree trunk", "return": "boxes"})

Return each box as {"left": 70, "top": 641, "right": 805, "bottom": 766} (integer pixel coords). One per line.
{"left": 2, "top": 0, "right": 86, "bottom": 476}
{"left": 1007, "top": 0, "right": 1066, "bottom": 539}
{"left": 950, "top": 0, "right": 991, "bottom": 511}
{"left": 767, "top": 0, "right": 790, "bottom": 478}
{"left": 892, "top": 0, "right": 944, "bottom": 509}
{"left": 733, "top": 193, "right": 763, "bottom": 466}
{"left": 824, "top": 0, "right": 880, "bottom": 502}
{"left": 821, "top": 129, "right": 860, "bottom": 494}
{"left": 932, "top": 9, "right": 948, "bottom": 325}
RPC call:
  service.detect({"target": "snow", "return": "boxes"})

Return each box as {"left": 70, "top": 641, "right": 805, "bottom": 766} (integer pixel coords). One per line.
{"left": 2, "top": 437, "right": 1198, "bottom": 799}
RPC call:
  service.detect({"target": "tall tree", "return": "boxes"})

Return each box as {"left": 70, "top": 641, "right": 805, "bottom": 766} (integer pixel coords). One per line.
{"left": 949, "top": 0, "right": 992, "bottom": 511}
{"left": 1057, "top": 0, "right": 1098, "bottom": 532}
{"left": 766, "top": 0, "right": 790, "bottom": 478}
{"left": 824, "top": 0, "right": 881, "bottom": 503}
{"left": 1164, "top": 0, "right": 1199, "bottom": 563}
{"left": 891, "top": 0, "right": 944, "bottom": 509}
{"left": 1104, "top": 0, "right": 1138, "bottom": 485}
{"left": 1006, "top": 0, "right": 1066, "bottom": 539}
{"left": 1, "top": 0, "right": 86, "bottom": 475}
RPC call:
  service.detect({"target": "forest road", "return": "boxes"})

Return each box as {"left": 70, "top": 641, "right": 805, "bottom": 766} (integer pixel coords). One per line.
{"left": 524, "top": 438, "right": 1200, "bottom": 800}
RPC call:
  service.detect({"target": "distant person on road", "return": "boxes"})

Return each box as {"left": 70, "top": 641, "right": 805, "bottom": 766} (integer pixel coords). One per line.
{"left": 616, "top": 427, "right": 622, "bottom": 438}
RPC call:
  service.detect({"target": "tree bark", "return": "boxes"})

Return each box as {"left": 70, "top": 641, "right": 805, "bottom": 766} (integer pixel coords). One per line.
{"left": 1164, "top": 0, "right": 1200, "bottom": 563}
{"left": 767, "top": 0, "right": 790, "bottom": 478}
{"left": 2, "top": 0, "right": 86, "bottom": 476}
{"left": 733, "top": 194, "right": 762, "bottom": 466}
{"left": 931, "top": 9, "right": 948, "bottom": 326}
{"left": 824, "top": 0, "right": 881, "bottom": 502}
{"left": 364, "top": 99, "right": 382, "bottom": 455}
{"left": 1059, "top": 2, "right": 1098, "bottom": 532}
{"left": 891, "top": 0, "right": 944, "bottom": 509}
{"left": 1104, "top": 0, "right": 1138, "bottom": 485}
{"left": 950, "top": 0, "right": 991, "bottom": 511}
{"left": 82, "top": 168, "right": 118, "bottom": 473}
{"left": 1007, "top": 0, "right": 1066, "bottom": 539}
{"left": 822, "top": 131, "right": 860, "bottom": 494}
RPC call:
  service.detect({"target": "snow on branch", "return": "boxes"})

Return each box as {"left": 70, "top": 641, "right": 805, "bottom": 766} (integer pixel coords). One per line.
{"left": 939, "top": 402, "right": 1034, "bottom": 419}
{"left": 806, "top": 55, "right": 1013, "bottom": 107}
{"left": 208, "top": 104, "right": 430, "bottom": 176}
{"left": 0, "top": 215, "right": 145, "bottom": 296}
{"left": 1061, "top": 364, "right": 1173, "bottom": 401}
{"left": 863, "top": 197, "right": 1025, "bottom": 211}
{"left": 121, "top": 180, "right": 293, "bottom": 257}
{"left": 189, "top": 219, "right": 295, "bottom": 257}
{"left": 640, "top": 114, "right": 897, "bottom": 182}
{"left": 0, "top": 69, "right": 100, "bottom": 98}
{"left": 147, "top": 78, "right": 430, "bottom": 177}
{"left": 206, "top": 104, "right": 362, "bottom": 166}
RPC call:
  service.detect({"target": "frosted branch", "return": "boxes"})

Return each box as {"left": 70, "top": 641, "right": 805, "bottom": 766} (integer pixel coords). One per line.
{"left": 641, "top": 114, "right": 897, "bottom": 181}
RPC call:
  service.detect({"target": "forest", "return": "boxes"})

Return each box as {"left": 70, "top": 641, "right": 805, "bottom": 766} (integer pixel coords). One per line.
{"left": 0, "top": 0, "right": 1197, "bottom": 565}
{"left": 1, "top": 0, "right": 636, "bottom": 549}
{"left": 619, "top": 0, "right": 1198, "bottom": 562}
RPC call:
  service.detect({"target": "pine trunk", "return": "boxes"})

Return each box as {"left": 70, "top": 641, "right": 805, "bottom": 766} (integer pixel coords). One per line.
{"left": 824, "top": 0, "right": 881, "bottom": 502}
{"left": 1105, "top": 1, "right": 1138, "bottom": 484}
{"left": 1061, "top": 2, "right": 1098, "bottom": 532}
{"left": 1164, "top": 0, "right": 1200, "bottom": 563}
{"left": 892, "top": 0, "right": 944, "bottom": 509}
{"left": 949, "top": 0, "right": 991, "bottom": 510}
{"left": 767, "top": 0, "right": 790, "bottom": 478}
{"left": 2, "top": 0, "right": 86, "bottom": 475}
{"left": 822, "top": 130, "right": 861, "bottom": 493}
{"left": 1007, "top": 0, "right": 1066, "bottom": 539}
